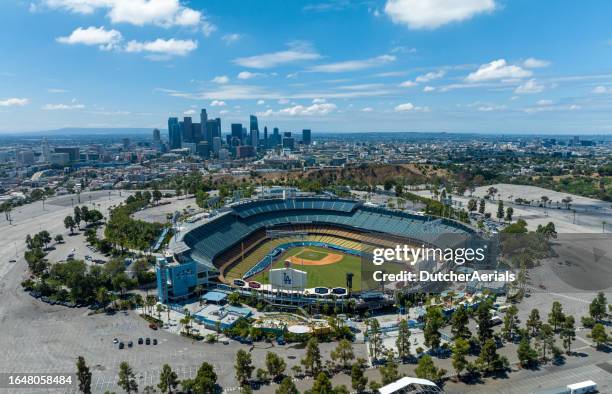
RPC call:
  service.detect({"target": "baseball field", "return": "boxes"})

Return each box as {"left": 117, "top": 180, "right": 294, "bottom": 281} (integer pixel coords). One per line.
{"left": 253, "top": 245, "right": 363, "bottom": 290}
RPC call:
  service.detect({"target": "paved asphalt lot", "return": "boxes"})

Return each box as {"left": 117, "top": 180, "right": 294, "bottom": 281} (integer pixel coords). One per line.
{"left": 0, "top": 191, "right": 610, "bottom": 393}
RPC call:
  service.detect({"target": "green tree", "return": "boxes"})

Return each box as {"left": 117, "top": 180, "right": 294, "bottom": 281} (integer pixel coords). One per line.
{"left": 235, "top": 349, "right": 255, "bottom": 386}
{"left": 476, "top": 301, "right": 493, "bottom": 345}
{"left": 560, "top": 316, "right": 576, "bottom": 354}
{"left": 424, "top": 307, "right": 443, "bottom": 351}
{"left": 477, "top": 338, "right": 507, "bottom": 374}
{"left": 502, "top": 305, "right": 520, "bottom": 341}
{"left": 526, "top": 308, "right": 542, "bottom": 336}
{"left": 478, "top": 199, "right": 485, "bottom": 214}
{"left": 118, "top": 362, "right": 138, "bottom": 394}
{"left": 415, "top": 355, "right": 446, "bottom": 382}
{"left": 379, "top": 351, "right": 399, "bottom": 385}
{"left": 548, "top": 301, "right": 565, "bottom": 332}
{"left": 351, "top": 360, "right": 368, "bottom": 393}
{"left": 517, "top": 338, "right": 538, "bottom": 368}
{"left": 451, "top": 338, "right": 470, "bottom": 379}
{"left": 158, "top": 364, "right": 179, "bottom": 394}
{"left": 301, "top": 337, "right": 322, "bottom": 376}
{"left": 330, "top": 339, "right": 354, "bottom": 371}
{"left": 467, "top": 199, "right": 477, "bottom": 212}
{"left": 276, "top": 376, "right": 299, "bottom": 394}
{"left": 505, "top": 207, "right": 513, "bottom": 222}
{"left": 64, "top": 215, "right": 76, "bottom": 234}
{"left": 307, "top": 372, "right": 333, "bottom": 394}
{"left": 591, "top": 323, "right": 609, "bottom": 349}
{"left": 396, "top": 319, "right": 411, "bottom": 361}
{"left": 76, "top": 356, "right": 92, "bottom": 394}
{"left": 265, "top": 352, "right": 286, "bottom": 381}
{"left": 496, "top": 200, "right": 504, "bottom": 222}
{"left": 367, "top": 318, "right": 383, "bottom": 361}
{"left": 451, "top": 307, "right": 470, "bottom": 340}
{"left": 182, "top": 362, "right": 217, "bottom": 394}
{"left": 536, "top": 324, "right": 555, "bottom": 361}
{"left": 589, "top": 292, "right": 608, "bottom": 322}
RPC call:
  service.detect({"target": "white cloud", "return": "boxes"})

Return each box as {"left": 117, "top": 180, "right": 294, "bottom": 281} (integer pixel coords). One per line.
{"left": 201, "top": 19, "right": 217, "bottom": 36}
{"left": 415, "top": 70, "right": 445, "bottom": 83}
{"left": 278, "top": 103, "right": 337, "bottom": 116}
{"left": 0, "top": 98, "right": 29, "bottom": 107}
{"left": 219, "top": 110, "right": 229, "bottom": 115}
{"left": 385, "top": 0, "right": 495, "bottom": 30}
{"left": 125, "top": 38, "right": 197, "bottom": 57}
{"left": 312, "top": 98, "right": 326, "bottom": 103}
{"left": 42, "top": 103, "right": 85, "bottom": 110}
{"left": 394, "top": 102, "right": 428, "bottom": 112}
{"left": 361, "top": 107, "right": 374, "bottom": 112}
{"left": 222, "top": 33, "right": 242, "bottom": 44}
{"left": 309, "top": 55, "right": 395, "bottom": 73}
{"left": 423, "top": 86, "right": 435, "bottom": 92}
{"left": 399, "top": 80, "right": 417, "bottom": 87}
{"left": 257, "top": 99, "right": 265, "bottom": 105}
{"left": 210, "top": 100, "right": 226, "bottom": 106}
{"left": 183, "top": 109, "right": 196, "bottom": 115}
{"left": 56, "top": 26, "right": 122, "bottom": 50}
{"left": 514, "top": 79, "right": 544, "bottom": 94}
{"left": 466, "top": 59, "right": 532, "bottom": 82}
{"left": 212, "top": 75, "right": 229, "bottom": 84}
{"left": 278, "top": 98, "right": 290, "bottom": 104}
{"left": 477, "top": 104, "right": 506, "bottom": 111}
{"left": 44, "top": 0, "right": 210, "bottom": 28}
{"left": 524, "top": 103, "right": 580, "bottom": 113}
{"left": 47, "top": 88, "right": 68, "bottom": 93}
{"left": 233, "top": 42, "right": 320, "bottom": 69}
{"left": 523, "top": 57, "right": 550, "bottom": 68}
{"left": 237, "top": 71, "right": 264, "bottom": 80}
{"left": 592, "top": 85, "right": 612, "bottom": 94}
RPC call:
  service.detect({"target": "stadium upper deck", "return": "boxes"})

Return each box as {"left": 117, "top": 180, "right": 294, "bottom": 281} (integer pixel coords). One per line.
{"left": 169, "top": 197, "right": 474, "bottom": 271}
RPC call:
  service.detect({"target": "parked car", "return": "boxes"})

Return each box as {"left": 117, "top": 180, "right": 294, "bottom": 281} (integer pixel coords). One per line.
{"left": 113, "top": 338, "right": 119, "bottom": 344}
{"left": 145, "top": 338, "right": 151, "bottom": 345}
{"left": 138, "top": 337, "right": 143, "bottom": 345}
{"left": 128, "top": 341, "right": 133, "bottom": 348}
{"left": 118, "top": 342, "right": 124, "bottom": 349}
{"left": 152, "top": 339, "right": 158, "bottom": 345}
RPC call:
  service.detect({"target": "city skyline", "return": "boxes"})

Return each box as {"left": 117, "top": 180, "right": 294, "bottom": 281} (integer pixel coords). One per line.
{"left": 2, "top": 0, "right": 612, "bottom": 134}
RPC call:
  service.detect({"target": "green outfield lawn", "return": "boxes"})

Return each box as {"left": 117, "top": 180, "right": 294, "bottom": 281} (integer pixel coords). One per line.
{"left": 253, "top": 246, "right": 363, "bottom": 290}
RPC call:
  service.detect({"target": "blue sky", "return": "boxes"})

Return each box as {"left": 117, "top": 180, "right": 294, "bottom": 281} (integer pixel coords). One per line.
{"left": 1, "top": 0, "right": 612, "bottom": 134}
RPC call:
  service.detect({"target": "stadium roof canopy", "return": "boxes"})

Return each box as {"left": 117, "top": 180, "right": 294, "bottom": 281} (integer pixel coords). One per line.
{"left": 379, "top": 377, "right": 441, "bottom": 394}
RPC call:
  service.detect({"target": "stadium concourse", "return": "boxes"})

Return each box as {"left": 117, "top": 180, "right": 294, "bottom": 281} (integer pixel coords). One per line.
{"left": 157, "top": 196, "right": 474, "bottom": 306}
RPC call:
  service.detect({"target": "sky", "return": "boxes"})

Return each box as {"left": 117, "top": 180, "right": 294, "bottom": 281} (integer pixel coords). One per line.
{"left": 1, "top": 0, "right": 612, "bottom": 134}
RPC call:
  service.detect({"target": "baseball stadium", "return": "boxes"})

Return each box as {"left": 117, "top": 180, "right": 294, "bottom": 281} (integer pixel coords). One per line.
{"left": 158, "top": 196, "right": 474, "bottom": 305}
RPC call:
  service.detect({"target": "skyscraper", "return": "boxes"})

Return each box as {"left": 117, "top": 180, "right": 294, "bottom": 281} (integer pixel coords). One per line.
{"left": 182, "top": 117, "right": 193, "bottom": 143}
{"left": 153, "top": 128, "right": 161, "bottom": 142}
{"left": 206, "top": 118, "right": 221, "bottom": 147}
{"left": 249, "top": 115, "right": 259, "bottom": 149}
{"left": 231, "top": 123, "right": 243, "bottom": 144}
{"left": 168, "top": 117, "right": 181, "bottom": 149}
{"left": 302, "top": 129, "right": 311, "bottom": 145}
{"left": 200, "top": 109, "right": 208, "bottom": 144}
{"left": 263, "top": 126, "right": 268, "bottom": 149}
{"left": 41, "top": 137, "right": 50, "bottom": 162}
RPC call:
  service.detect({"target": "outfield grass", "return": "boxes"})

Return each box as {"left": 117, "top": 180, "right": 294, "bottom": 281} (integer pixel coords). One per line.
{"left": 253, "top": 246, "right": 362, "bottom": 290}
